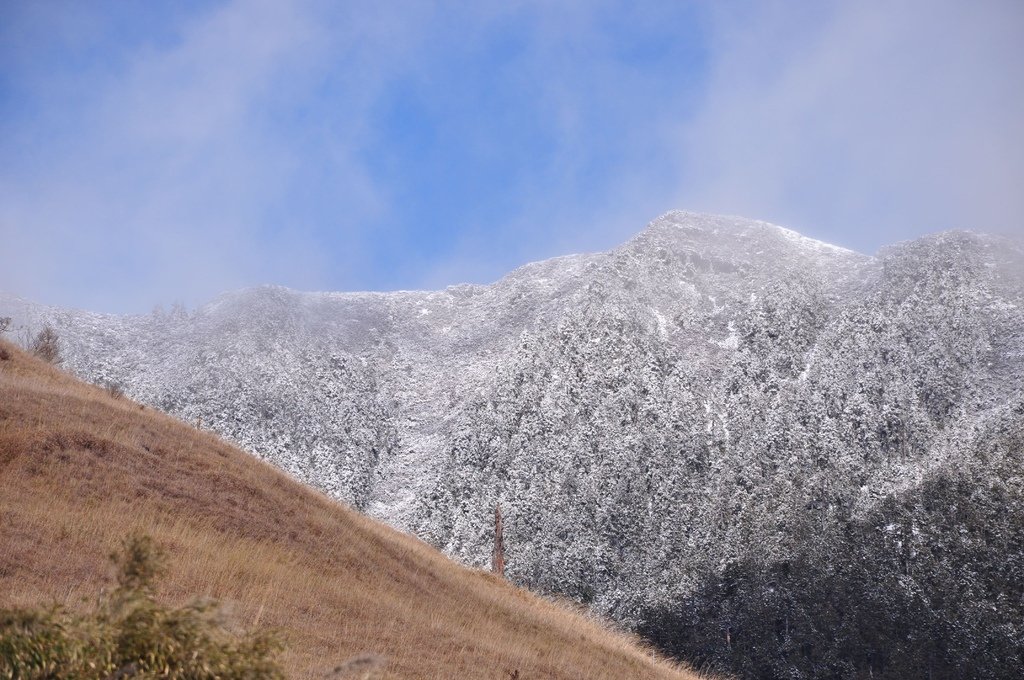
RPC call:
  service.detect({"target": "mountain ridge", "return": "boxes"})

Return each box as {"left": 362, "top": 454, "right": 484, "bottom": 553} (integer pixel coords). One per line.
{"left": 3, "top": 210, "right": 1023, "bottom": 678}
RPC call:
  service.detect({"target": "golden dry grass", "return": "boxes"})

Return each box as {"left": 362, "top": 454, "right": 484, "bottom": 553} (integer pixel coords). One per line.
{"left": 0, "top": 339, "right": 704, "bottom": 680}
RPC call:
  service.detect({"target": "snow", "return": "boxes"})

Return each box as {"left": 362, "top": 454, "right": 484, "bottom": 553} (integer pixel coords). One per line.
{"left": 773, "top": 224, "right": 858, "bottom": 255}
{"left": 653, "top": 309, "right": 669, "bottom": 337}
{"left": 715, "top": 321, "right": 740, "bottom": 350}
{"left": 2, "top": 211, "right": 1022, "bottom": 666}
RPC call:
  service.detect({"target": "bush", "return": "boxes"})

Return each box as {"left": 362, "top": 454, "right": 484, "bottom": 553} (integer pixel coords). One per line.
{"left": 29, "top": 325, "right": 61, "bottom": 365}
{"left": 0, "top": 318, "right": 11, "bottom": 360}
{"left": 0, "top": 534, "right": 284, "bottom": 679}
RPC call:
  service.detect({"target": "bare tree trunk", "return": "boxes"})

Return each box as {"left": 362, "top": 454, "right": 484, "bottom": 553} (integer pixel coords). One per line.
{"left": 492, "top": 503, "right": 505, "bottom": 577}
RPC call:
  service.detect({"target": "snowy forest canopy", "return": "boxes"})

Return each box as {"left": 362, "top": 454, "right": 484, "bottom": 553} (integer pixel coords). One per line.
{"left": 5, "top": 213, "right": 1022, "bottom": 679}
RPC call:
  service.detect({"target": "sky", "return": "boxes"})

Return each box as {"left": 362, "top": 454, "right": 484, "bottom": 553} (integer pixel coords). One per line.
{"left": 1, "top": 0, "right": 1022, "bottom": 313}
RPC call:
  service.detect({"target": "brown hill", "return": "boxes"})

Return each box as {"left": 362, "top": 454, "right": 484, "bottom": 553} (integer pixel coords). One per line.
{"left": 0, "top": 340, "right": 703, "bottom": 679}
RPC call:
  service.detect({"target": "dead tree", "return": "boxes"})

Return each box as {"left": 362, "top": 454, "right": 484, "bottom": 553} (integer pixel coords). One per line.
{"left": 30, "top": 324, "right": 61, "bottom": 365}
{"left": 492, "top": 503, "right": 505, "bottom": 577}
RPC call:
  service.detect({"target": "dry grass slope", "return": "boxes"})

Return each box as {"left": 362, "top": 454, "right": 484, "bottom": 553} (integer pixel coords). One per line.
{"left": 0, "top": 340, "right": 705, "bottom": 680}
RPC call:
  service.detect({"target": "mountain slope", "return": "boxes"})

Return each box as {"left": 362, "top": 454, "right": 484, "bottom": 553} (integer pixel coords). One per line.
{"left": 0, "top": 340, "right": 700, "bottom": 680}
{"left": 0, "top": 212, "right": 873, "bottom": 522}
{"left": 3, "top": 210, "right": 1023, "bottom": 678}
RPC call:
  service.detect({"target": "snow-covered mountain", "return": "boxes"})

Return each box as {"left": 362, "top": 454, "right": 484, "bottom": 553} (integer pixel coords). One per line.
{"left": 3, "top": 211, "right": 1023, "bottom": 679}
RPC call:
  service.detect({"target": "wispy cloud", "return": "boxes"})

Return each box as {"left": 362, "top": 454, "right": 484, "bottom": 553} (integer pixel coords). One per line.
{"left": 1, "top": 1, "right": 1021, "bottom": 312}
{"left": 1, "top": 0, "right": 411, "bottom": 311}
{"left": 675, "top": 0, "right": 1024, "bottom": 252}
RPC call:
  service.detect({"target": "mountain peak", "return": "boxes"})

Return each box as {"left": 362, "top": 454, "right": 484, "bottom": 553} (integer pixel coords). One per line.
{"left": 3, "top": 210, "right": 1021, "bottom": 679}
{"left": 642, "top": 210, "right": 862, "bottom": 257}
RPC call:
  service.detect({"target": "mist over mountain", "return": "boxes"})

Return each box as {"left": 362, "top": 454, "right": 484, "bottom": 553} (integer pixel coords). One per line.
{"left": 3, "top": 211, "right": 1022, "bottom": 678}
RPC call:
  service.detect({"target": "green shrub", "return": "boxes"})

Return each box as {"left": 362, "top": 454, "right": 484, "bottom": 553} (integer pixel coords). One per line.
{"left": 0, "top": 534, "right": 284, "bottom": 679}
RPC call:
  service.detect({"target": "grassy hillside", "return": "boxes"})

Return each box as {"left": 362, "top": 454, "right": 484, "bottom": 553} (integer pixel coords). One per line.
{"left": 0, "top": 339, "right": 702, "bottom": 679}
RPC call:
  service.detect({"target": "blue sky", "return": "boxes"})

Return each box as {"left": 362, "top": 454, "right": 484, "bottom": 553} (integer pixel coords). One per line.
{"left": 1, "top": 0, "right": 1022, "bottom": 313}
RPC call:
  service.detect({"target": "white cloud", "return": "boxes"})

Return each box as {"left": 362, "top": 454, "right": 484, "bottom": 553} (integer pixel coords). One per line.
{"left": 675, "top": 0, "right": 1024, "bottom": 252}
{"left": 2, "top": 1, "right": 1020, "bottom": 312}
{"left": 0, "top": 0, "right": 413, "bottom": 312}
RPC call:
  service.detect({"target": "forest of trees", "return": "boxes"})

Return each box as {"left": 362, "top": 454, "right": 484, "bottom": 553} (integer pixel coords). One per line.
{"left": 417, "top": 233, "right": 1023, "bottom": 678}
{"left": 14, "top": 221, "right": 1021, "bottom": 678}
